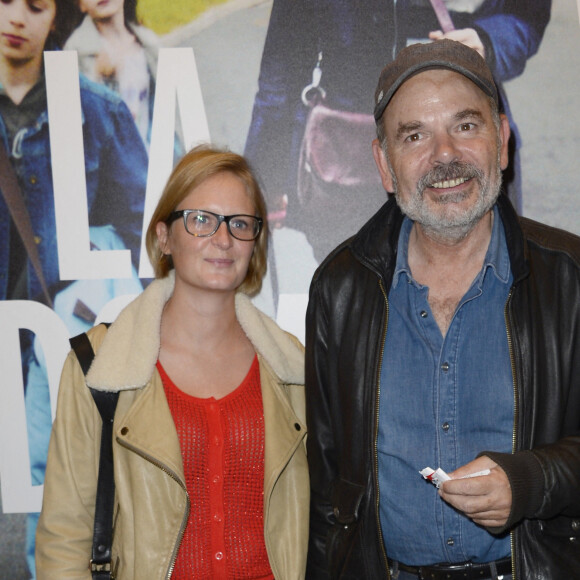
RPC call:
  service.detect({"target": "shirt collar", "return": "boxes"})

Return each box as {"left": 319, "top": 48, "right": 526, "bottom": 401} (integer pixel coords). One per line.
{"left": 391, "top": 216, "right": 414, "bottom": 289}
{"left": 0, "top": 72, "right": 45, "bottom": 101}
{"left": 392, "top": 203, "right": 511, "bottom": 289}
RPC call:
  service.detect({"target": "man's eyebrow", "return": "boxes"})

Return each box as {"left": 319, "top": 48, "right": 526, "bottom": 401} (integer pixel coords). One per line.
{"left": 455, "top": 108, "right": 486, "bottom": 122}
{"left": 395, "top": 121, "right": 423, "bottom": 140}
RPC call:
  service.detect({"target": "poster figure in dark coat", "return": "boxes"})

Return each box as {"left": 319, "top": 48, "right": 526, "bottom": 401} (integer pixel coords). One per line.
{"left": 245, "top": 0, "right": 551, "bottom": 265}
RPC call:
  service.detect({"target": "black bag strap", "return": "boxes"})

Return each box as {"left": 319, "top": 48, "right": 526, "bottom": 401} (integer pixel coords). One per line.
{"left": 69, "top": 324, "right": 118, "bottom": 580}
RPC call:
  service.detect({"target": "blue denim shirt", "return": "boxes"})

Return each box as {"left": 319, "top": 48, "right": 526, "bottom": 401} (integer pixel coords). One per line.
{"left": 0, "top": 74, "right": 147, "bottom": 301}
{"left": 378, "top": 206, "right": 513, "bottom": 565}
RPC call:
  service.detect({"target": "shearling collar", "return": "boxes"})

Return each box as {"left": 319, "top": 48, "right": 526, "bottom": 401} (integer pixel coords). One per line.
{"left": 86, "top": 272, "right": 304, "bottom": 391}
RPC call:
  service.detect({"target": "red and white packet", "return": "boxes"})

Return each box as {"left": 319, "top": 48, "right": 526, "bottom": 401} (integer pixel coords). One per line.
{"left": 420, "top": 466, "right": 491, "bottom": 489}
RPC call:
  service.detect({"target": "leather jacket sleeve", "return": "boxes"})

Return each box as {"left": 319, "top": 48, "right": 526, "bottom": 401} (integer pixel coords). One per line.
{"left": 305, "top": 277, "right": 335, "bottom": 578}
{"left": 304, "top": 247, "right": 385, "bottom": 579}
{"left": 480, "top": 205, "right": 580, "bottom": 545}
{"left": 482, "top": 434, "right": 580, "bottom": 535}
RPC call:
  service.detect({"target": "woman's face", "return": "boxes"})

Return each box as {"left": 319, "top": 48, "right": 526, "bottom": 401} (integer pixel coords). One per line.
{"left": 156, "top": 171, "right": 257, "bottom": 296}
{"left": 0, "top": 0, "right": 56, "bottom": 66}
{"left": 78, "top": 0, "right": 123, "bottom": 21}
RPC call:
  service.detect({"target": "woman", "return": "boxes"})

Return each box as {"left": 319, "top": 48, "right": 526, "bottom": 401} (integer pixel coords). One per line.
{"left": 36, "top": 145, "right": 309, "bottom": 579}
{"left": 65, "top": 0, "right": 159, "bottom": 146}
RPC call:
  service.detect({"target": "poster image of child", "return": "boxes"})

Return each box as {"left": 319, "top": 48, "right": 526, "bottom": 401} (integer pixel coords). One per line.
{"left": 0, "top": 0, "right": 147, "bottom": 576}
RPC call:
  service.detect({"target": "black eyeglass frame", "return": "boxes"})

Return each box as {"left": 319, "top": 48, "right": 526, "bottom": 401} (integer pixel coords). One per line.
{"left": 167, "top": 209, "right": 263, "bottom": 241}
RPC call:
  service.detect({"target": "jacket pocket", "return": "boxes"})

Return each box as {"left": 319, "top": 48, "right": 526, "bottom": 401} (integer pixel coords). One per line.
{"left": 327, "top": 478, "right": 366, "bottom": 578}
{"left": 538, "top": 515, "right": 580, "bottom": 539}
{"left": 531, "top": 517, "right": 580, "bottom": 573}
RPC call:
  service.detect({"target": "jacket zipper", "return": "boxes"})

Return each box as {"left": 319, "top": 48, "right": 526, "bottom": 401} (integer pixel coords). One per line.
{"left": 504, "top": 288, "right": 518, "bottom": 580}
{"left": 116, "top": 438, "right": 191, "bottom": 579}
{"left": 374, "top": 278, "right": 391, "bottom": 578}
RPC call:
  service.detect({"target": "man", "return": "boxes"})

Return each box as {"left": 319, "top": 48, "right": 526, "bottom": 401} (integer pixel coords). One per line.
{"left": 305, "top": 39, "right": 580, "bottom": 580}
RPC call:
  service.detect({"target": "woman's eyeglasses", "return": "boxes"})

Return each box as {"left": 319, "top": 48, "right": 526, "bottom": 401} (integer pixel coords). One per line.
{"left": 167, "top": 209, "right": 262, "bottom": 241}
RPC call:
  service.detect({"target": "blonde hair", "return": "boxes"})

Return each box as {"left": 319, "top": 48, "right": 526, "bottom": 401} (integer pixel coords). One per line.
{"left": 146, "top": 144, "right": 268, "bottom": 296}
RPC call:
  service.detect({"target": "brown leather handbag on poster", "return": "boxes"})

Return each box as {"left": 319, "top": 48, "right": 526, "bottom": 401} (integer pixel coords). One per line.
{"left": 296, "top": 2, "right": 454, "bottom": 261}
{"left": 296, "top": 52, "right": 381, "bottom": 261}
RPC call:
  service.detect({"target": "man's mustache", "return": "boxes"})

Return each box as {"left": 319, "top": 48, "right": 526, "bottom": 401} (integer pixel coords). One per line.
{"left": 417, "top": 161, "right": 484, "bottom": 191}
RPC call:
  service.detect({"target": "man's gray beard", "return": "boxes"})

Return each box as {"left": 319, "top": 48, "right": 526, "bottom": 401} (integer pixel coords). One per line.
{"left": 390, "top": 156, "right": 502, "bottom": 242}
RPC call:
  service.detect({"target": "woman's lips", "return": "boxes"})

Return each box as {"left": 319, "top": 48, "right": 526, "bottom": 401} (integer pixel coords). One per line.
{"left": 206, "top": 258, "right": 234, "bottom": 266}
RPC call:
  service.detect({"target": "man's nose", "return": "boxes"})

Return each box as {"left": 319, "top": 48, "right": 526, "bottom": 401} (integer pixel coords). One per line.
{"left": 430, "top": 132, "right": 461, "bottom": 165}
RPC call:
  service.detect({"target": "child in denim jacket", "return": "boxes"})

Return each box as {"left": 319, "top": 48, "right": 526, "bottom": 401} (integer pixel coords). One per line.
{"left": 0, "top": 0, "right": 147, "bottom": 576}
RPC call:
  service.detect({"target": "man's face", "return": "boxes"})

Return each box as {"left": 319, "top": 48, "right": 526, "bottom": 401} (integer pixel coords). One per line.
{"left": 374, "top": 69, "right": 510, "bottom": 241}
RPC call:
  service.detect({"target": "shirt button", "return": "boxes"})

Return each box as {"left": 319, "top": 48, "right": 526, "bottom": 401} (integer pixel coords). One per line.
{"left": 447, "top": 537, "right": 455, "bottom": 546}
{"left": 420, "top": 310, "right": 428, "bottom": 318}
{"left": 441, "top": 362, "right": 450, "bottom": 372}
{"left": 215, "top": 551, "right": 224, "bottom": 561}
{"left": 442, "top": 422, "right": 450, "bottom": 432}
{"left": 213, "top": 436, "right": 220, "bottom": 446}
{"left": 212, "top": 475, "right": 221, "bottom": 484}
{"left": 213, "top": 513, "right": 222, "bottom": 522}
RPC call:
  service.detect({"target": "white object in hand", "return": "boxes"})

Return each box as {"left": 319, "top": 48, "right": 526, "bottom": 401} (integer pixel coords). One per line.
{"left": 419, "top": 467, "right": 451, "bottom": 489}
{"left": 420, "top": 467, "right": 491, "bottom": 489}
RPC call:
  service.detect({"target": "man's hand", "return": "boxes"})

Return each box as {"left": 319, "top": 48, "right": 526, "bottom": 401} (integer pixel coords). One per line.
{"left": 439, "top": 456, "right": 512, "bottom": 528}
{"left": 429, "top": 28, "right": 485, "bottom": 59}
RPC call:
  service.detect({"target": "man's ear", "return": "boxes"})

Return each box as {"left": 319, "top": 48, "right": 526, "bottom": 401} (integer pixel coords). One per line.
{"left": 498, "top": 114, "right": 511, "bottom": 171}
{"left": 372, "top": 139, "right": 395, "bottom": 193}
{"left": 156, "top": 221, "right": 170, "bottom": 255}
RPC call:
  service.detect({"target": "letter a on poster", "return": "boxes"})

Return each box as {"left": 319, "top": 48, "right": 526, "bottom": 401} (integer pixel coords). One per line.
{"left": 139, "top": 48, "right": 211, "bottom": 278}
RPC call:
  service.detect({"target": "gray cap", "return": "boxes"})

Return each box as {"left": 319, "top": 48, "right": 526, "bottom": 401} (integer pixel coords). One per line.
{"left": 373, "top": 39, "right": 498, "bottom": 122}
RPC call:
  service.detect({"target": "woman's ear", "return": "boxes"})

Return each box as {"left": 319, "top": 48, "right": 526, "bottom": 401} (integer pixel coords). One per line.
{"left": 156, "top": 221, "right": 171, "bottom": 255}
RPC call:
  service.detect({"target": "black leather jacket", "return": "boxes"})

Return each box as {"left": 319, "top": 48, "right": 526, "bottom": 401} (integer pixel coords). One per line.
{"left": 305, "top": 195, "right": 580, "bottom": 579}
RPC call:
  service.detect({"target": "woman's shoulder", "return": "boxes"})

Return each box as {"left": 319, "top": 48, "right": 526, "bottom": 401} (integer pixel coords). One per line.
{"left": 84, "top": 321, "right": 110, "bottom": 354}
{"left": 84, "top": 277, "right": 173, "bottom": 391}
{"left": 235, "top": 293, "right": 304, "bottom": 385}
{"left": 130, "top": 23, "right": 160, "bottom": 49}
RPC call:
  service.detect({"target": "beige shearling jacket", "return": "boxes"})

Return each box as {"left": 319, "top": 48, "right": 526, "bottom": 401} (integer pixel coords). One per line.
{"left": 36, "top": 274, "right": 309, "bottom": 579}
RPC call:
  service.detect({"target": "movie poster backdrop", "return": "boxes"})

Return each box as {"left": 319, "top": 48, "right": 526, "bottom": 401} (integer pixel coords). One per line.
{"left": 1, "top": 0, "right": 579, "bottom": 576}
